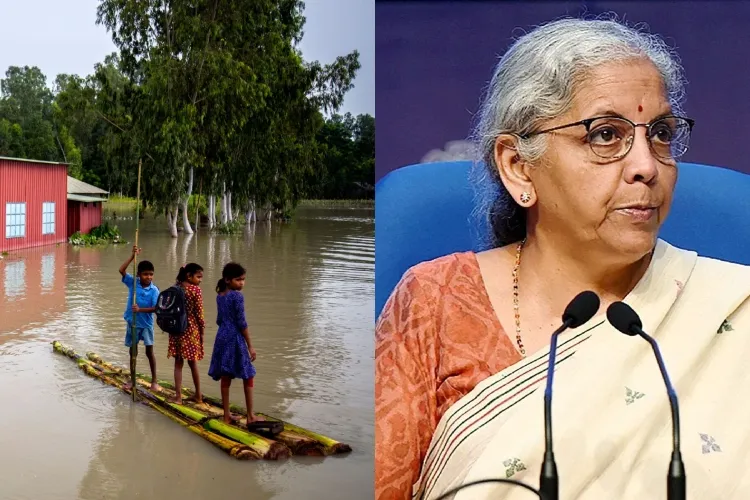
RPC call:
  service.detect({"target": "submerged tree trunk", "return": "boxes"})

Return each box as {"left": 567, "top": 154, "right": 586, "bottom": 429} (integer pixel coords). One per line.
{"left": 220, "top": 183, "right": 228, "bottom": 224}
{"left": 181, "top": 232, "right": 194, "bottom": 263}
{"left": 168, "top": 205, "right": 179, "bottom": 238}
{"left": 194, "top": 179, "right": 202, "bottom": 231}
{"left": 207, "top": 194, "right": 216, "bottom": 229}
{"left": 260, "top": 203, "right": 273, "bottom": 221}
{"left": 181, "top": 167, "right": 194, "bottom": 234}
{"left": 227, "top": 191, "right": 233, "bottom": 221}
{"left": 245, "top": 200, "right": 256, "bottom": 225}
{"left": 206, "top": 194, "right": 216, "bottom": 229}
{"left": 168, "top": 231, "right": 179, "bottom": 264}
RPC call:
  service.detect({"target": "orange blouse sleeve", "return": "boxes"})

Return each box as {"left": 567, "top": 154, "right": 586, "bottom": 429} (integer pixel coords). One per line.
{"left": 375, "top": 268, "right": 440, "bottom": 500}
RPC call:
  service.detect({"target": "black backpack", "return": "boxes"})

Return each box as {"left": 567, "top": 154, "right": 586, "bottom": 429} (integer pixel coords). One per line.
{"left": 155, "top": 285, "right": 188, "bottom": 336}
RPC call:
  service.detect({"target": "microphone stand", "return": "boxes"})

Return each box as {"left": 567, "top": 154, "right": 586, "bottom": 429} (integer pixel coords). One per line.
{"left": 631, "top": 324, "right": 685, "bottom": 500}
{"left": 539, "top": 318, "right": 573, "bottom": 500}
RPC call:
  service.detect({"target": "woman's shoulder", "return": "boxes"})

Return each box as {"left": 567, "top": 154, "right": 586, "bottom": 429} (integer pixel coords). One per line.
{"left": 661, "top": 239, "right": 750, "bottom": 276}
{"left": 385, "top": 251, "right": 484, "bottom": 317}
{"left": 695, "top": 253, "right": 750, "bottom": 288}
{"left": 658, "top": 239, "right": 750, "bottom": 299}
{"left": 403, "top": 251, "right": 481, "bottom": 286}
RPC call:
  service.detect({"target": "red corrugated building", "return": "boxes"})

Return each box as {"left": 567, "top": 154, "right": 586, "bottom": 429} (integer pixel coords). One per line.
{"left": 67, "top": 176, "right": 108, "bottom": 237}
{"left": 0, "top": 156, "right": 109, "bottom": 252}
{"left": 0, "top": 157, "right": 69, "bottom": 252}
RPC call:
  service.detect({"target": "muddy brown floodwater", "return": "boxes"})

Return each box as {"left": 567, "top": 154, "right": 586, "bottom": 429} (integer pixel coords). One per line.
{"left": 0, "top": 206, "right": 374, "bottom": 500}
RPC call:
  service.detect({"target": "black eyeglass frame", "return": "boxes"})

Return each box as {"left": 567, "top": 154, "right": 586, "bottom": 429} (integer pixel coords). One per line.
{"left": 518, "top": 114, "right": 696, "bottom": 160}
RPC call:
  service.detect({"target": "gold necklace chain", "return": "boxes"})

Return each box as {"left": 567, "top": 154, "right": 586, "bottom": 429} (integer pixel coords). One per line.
{"left": 512, "top": 238, "right": 527, "bottom": 357}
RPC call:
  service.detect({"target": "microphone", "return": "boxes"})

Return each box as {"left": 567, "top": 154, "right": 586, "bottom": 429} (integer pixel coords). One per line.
{"left": 540, "top": 290, "right": 601, "bottom": 500}
{"left": 606, "top": 301, "right": 685, "bottom": 500}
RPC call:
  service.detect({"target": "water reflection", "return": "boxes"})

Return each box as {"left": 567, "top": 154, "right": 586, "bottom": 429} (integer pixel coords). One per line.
{"left": 41, "top": 253, "right": 55, "bottom": 291}
{"left": 4, "top": 259, "right": 26, "bottom": 298}
{"left": 0, "top": 245, "right": 67, "bottom": 336}
{"left": 76, "top": 402, "right": 276, "bottom": 500}
{"left": 0, "top": 207, "right": 374, "bottom": 500}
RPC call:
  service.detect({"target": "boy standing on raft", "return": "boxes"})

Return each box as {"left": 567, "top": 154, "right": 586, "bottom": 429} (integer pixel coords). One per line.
{"left": 119, "top": 245, "right": 160, "bottom": 391}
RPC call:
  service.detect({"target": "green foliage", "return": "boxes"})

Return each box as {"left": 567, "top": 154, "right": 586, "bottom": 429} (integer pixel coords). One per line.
{"left": 187, "top": 193, "right": 208, "bottom": 218}
{"left": 69, "top": 222, "right": 124, "bottom": 246}
{"left": 307, "top": 112, "right": 374, "bottom": 199}
{"left": 0, "top": 66, "right": 76, "bottom": 168}
{"left": 298, "top": 199, "right": 375, "bottom": 208}
{"left": 0, "top": 2, "right": 372, "bottom": 231}
{"left": 95, "top": 0, "right": 363, "bottom": 215}
{"left": 212, "top": 219, "right": 245, "bottom": 234}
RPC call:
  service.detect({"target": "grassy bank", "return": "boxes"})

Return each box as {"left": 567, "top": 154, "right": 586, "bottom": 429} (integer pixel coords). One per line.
{"left": 104, "top": 197, "right": 374, "bottom": 212}
{"left": 297, "top": 199, "right": 374, "bottom": 209}
{"left": 105, "top": 195, "right": 139, "bottom": 214}
{"left": 69, "top": 222, "right": 125, "bottom": 246}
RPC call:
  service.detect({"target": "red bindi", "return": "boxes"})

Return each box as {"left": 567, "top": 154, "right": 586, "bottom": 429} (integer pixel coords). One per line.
{"left": 637, "top": 105, "right": 643, "bottom": 112}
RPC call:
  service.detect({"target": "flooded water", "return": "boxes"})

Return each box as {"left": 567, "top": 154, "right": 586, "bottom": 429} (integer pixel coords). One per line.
{"left": 0, "top": 206, "right": 374, "bottom": 500}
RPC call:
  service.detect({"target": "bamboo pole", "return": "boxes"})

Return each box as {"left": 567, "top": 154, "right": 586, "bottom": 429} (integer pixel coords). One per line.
{"left": 73, "top": 345, "right": 351, "bottom": 456}
{"left": 130, "top": 158, "right": 143, "bottom": 401}
{"left": 86, "top": 352, "right": 324, "bottom": 455}
{"left": 130, "top": 375, "right": 322, "bottom": 455}
{"left": 146, "top": 396, "right": 260, "bottom": 459}
{"left": 256, "top": 413, "right": 352, "bottom": 455}
{"left": 54, "top": 342, "right": 285, "bottom": 460}
{"left": 57, "top": 346, "right": 258, "bottom": 459}
{"left": 83, "top": 353, "right": 348, "bottom": 455}
{"left": 131, "top": 373, "right": 347, "bottom": 455}
{"left": 135, "top": 389, "right": 290, "bottom": 459}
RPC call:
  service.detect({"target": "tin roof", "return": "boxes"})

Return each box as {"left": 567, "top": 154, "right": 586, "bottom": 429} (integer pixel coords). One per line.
{"left": 0, "top": 155, "right": 70, "bottom": 166}
{"left": 67, "top": 194, "right": 107, "bottom": 203}
{"left": 67, "top": 176, "right": 109, "bottom": 195}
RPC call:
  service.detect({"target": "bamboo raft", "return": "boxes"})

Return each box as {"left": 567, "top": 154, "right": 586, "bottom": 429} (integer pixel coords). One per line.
{"left": 52, "top": 341, "right": 352, "bottom": 460}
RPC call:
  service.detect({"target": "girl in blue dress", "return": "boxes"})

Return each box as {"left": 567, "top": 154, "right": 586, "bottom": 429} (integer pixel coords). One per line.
{"left": 208, "top": 262, "right": 268, "bottom": 429}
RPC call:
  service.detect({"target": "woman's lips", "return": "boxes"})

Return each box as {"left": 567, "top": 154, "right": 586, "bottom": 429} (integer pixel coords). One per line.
{"left": 616, "top": 207, "right": 657, "bottom": 222}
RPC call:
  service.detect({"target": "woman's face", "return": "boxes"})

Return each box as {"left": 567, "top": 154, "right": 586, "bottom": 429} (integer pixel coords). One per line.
{"left": 187, "top": 270, "right": 203, "bottom": 286}
{"left": 227, "top": 274, "right": 246, "bottom": 291}
{"left": 519, "top": 59, "right": 678, "bottom": 260}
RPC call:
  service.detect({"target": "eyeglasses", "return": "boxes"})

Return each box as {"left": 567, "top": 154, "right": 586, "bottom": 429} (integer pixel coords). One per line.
{"left": 519, "top": 115, "right": 695, "bottom": 161}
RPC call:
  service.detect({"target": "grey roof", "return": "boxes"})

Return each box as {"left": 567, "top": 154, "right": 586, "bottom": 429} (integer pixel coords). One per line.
{"left": 0, "top": 155, "right": 71, "bottom": 166}
{"left": 67, "top": 194, "right": 107, "bottom": 203}
{"left": 67, "top": 176, "right": 109, "bottom": 195}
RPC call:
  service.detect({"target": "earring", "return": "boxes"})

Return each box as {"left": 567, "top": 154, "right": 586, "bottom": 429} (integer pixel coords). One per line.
{"left": 519, "top": 192, "right": 532, "bottom": 204}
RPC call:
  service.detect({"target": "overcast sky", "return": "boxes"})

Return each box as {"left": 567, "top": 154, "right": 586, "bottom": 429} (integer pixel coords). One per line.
{"left": 0, "top": 0, "right": 374, "bottom": 116}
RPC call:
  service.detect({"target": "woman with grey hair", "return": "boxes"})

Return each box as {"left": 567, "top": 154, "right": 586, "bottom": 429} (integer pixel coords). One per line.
{"left": 376, "top": 17, "right": 750, "bottom": 500}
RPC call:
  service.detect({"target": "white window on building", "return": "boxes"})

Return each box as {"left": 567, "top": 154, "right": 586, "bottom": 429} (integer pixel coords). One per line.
{"left": 5, "top": 202, "right": 26, "bottom": 239}
{"left": 42, "top": 202, "right": 55, "bottom": 235}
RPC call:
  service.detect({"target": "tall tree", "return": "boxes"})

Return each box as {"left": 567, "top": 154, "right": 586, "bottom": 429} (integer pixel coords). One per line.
{"left": 0, "top": 66, "right": 81, "bottom": 175}
{"left": 96, "top": 0, "right": 360, "bottom": 234}
{"left": 309, "top": 112, "right": 375, "bottom": 199}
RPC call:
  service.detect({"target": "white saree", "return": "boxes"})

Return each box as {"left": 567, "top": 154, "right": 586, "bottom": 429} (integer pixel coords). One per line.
{"left": 413, "top": 239, "right": 750, "bottom": 500}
